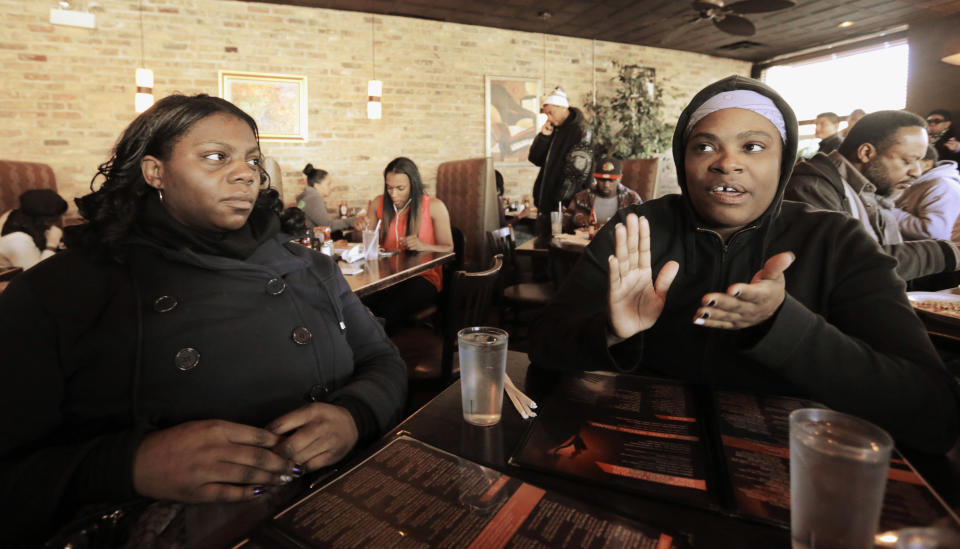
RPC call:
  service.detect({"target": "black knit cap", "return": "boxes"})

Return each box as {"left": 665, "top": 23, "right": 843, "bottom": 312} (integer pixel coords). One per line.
{"left": 19, "top": 189, "right": 67, "bottom": 217}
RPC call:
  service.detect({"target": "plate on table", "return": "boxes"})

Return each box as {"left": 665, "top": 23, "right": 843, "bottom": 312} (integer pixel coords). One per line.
{"left": 907, "top": 291, "right": 960, "bottom": 324}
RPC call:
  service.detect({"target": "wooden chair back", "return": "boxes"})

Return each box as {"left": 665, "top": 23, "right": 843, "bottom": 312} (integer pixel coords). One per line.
{"left": 440, "top": 254, "right": 504, "bottom": 382}
{"left": 620, "top": 158, "right": 661, "bottom": 202}
{"left": 486, "top": 226, "right": 517, "bottom": 283}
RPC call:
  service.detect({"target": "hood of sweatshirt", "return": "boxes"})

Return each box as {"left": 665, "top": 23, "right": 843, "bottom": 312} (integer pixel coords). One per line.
{"left": 671, "top": 75, "right": 799, "bottom": 240}
{"left": 915, "top": 160, "right": 960, "bottom": 187}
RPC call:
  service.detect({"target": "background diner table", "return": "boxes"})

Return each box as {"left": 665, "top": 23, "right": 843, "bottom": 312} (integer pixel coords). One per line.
{"left": 515, "top": 233, "right": 590, "bottom": 257}
{"left": 336, "top": 248, "right": 454, "bottom": 298}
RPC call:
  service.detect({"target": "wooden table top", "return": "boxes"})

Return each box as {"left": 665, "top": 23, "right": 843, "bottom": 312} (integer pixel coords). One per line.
{"left": 515, "top": 234, "right": 590, "bottom": 257}
{"left": 340, "top": 249, "right": 455, "bottom": 298}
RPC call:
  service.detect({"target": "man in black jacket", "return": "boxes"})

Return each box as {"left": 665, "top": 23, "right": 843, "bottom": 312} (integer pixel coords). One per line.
{"left": 529, "top": 76, "right": 959, "bottom": 454}
{"left": 528, "top": 86, "right": 593, "bottom": 243}
{"left": 785, "top": 110, "right": 960, "bottom": 284}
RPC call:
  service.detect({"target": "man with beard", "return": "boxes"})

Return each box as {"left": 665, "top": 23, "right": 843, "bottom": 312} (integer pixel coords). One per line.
{"left": 785, "top": 110, "right": 960, "bottom": 283}
{"left": 529, "top": 87, "right": 593, "bottom": 244}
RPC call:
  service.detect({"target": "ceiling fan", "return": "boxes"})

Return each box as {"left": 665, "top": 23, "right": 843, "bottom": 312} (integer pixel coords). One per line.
{"left": 672, "top": 0, "right": 797, "bottom": 39}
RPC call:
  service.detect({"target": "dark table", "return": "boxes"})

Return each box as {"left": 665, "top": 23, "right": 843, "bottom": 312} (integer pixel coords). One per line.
{"left": 221, "top": 351, "right": 959, "bottom": 549}
{"left": 385, "top": 351, "right": 960, "bottom": 548}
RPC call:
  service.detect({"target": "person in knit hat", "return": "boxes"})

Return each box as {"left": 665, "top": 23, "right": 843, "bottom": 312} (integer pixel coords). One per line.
{"left": 0, "top": 188, "right": 67, "bottom": 270}
{"left": 528, "top": 85, "right": 593, "bottom": 244}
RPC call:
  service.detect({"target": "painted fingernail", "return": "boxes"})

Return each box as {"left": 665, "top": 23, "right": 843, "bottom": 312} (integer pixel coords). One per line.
{"left": 694, "top": 317, "right": 706, "bottom": 326}
{"left": 280, "top": 474, "right": 294, "bottom": 484}
{"left": 706, "top": 299, "right": 716, "bottom": 307}
{"left": 733, "top": 289, "right": 742, "bottom": 297}
{"left": 701, "top": 311, "right": 710, "bottom": 319}
{"left": 292, "top": 464, "right": 304, "bottom": 477}
{"left": 253, "top": 487, "right": 265, "bottom": 496}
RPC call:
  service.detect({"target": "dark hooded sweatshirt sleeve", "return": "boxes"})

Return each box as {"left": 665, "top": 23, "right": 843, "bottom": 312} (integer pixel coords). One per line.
{"left": 529, "top": 75, "right": 959, "bottom": 454}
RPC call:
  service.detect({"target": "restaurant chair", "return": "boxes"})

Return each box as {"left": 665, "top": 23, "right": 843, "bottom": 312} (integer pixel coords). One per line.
{"left": 487, "top": 227, "right": 554, "bottom": 336}
{"left": 620, "top": 157, "right": 661, "bottom": 202}
{"left": 436, "top": 157, "right": 499, "bottom": 270}
{"left": 391, "top": 254, "right": 504, "bottom": 411}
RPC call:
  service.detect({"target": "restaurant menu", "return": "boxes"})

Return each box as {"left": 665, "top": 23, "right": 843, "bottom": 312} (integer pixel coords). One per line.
{"left": 509, "top": 373, "right": 716, "bottom": 510}
{"left": 509, "top": 372, "right": 959, "bottom": 531}
{"left": 254, "top": 436, "right": 687, "bottom": 548}
{"left": 712, "top": 390, "right": 957, "bottom": 531}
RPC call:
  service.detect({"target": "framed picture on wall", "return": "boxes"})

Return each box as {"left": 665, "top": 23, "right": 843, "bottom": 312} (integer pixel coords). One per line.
{"left": 218, "top": 71, "right": 308, "bottom": 142}
{"left": 485, "top": 76, "right": 542, "bottom": 165}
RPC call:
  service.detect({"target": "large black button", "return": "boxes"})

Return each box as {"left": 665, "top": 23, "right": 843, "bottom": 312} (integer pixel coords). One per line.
{"left": 291, "top": 327, "right": 312, "bottom": 345}
{"left": 308, "top": 384, "right": 331, "bottom": 402}
{"left": 175, "top": 347, "right": 200, "bottom": 371}
{"left": 153, "top": 295, "right": 178, "bottom": 313}
{"left": 265, "top": 278, "right": 286, "bottom": 296}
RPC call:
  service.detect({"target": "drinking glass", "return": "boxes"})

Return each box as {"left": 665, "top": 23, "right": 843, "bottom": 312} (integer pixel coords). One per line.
{"left": 458, "top": 327, "right": 508, "bottom": 427}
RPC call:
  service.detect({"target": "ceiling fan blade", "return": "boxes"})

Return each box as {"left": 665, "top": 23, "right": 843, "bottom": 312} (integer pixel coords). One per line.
{"left": 727, "top": 0, "right": 797, "bottom": 14}
{"left": 660, "top": 16, "right": 707, "bottom": 46}
{"left": 714, "top": 14, "right": 756, "bottom": 36}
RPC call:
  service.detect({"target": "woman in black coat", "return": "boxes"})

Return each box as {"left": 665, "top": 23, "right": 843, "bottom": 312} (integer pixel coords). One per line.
{"left": 0, "top": 94, "right": 406, "bottom": 545}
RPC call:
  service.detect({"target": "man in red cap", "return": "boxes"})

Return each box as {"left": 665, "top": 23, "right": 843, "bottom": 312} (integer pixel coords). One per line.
{"left": 564, "top": 157, "right": 641, "bottom": 232}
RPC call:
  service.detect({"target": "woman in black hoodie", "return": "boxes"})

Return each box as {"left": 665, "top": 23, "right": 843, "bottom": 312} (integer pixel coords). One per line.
{"left": 530, "top": 75, "right": 959, "bottom": 454}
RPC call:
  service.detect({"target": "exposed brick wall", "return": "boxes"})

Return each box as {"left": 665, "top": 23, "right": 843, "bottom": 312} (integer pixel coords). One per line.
{"left": 0, "top": 0, "right": 750, "bottom": 215}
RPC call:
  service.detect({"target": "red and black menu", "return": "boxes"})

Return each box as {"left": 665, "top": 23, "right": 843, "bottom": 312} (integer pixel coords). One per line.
{"left": 713, "top": 390, "right": 957, "bottom": 531}
{"left": 254, "top": 436, "right": 687, "bottom": 548}
{"left": 509, "top": 372, "right": 716, "bottom": 510}
{"left": 509, "top": 372, "right": 959, "bottom": 531}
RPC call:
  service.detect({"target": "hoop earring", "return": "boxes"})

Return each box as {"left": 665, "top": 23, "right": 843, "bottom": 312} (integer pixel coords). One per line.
{"left": 157, "top": 188, "right": 164, "bottom": 202}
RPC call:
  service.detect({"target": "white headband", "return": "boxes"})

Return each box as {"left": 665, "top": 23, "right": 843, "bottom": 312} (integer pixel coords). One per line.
{"left": 686, "top": 89, "right": 787, "bottom": 142}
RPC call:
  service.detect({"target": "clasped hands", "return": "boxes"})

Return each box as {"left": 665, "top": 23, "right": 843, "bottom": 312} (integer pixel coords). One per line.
{"left": 132, "top": 402, "right": 358, "bottom": 503}
{"left": 607, "top": 213, "right": 794, "bottom": 341}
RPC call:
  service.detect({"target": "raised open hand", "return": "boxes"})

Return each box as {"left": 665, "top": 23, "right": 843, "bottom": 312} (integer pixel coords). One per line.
{"left": 267, "top": 403, "right": 359, "bottom": 473}
{"left": 693, "top": 251, "right": 795, "bottom": 330}
{"left": 607, "top": 214, "right": 679, "bottom": 341}
{"left": 132, "top": 419, "right": 296, "bottom": 502}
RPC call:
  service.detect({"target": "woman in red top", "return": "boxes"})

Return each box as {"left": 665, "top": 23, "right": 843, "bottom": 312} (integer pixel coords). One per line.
{"left": 355, "top": 157, "right": 453, "bottom": 333}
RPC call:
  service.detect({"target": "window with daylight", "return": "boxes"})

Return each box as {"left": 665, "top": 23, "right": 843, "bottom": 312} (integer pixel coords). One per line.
{"left": 763, "top": 40, "right": 909, "bottom": 159}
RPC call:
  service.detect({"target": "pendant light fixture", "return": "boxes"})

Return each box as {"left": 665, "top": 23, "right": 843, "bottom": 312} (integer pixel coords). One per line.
{"left": 367, "top": 16, "right": 382, "bottom": 119}
{"left": 134, "top": 0, "right": 153, "bottom": 113}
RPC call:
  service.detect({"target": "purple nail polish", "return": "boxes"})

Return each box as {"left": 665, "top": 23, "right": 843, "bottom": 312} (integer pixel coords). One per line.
{"left": 707, "top": 299, "right": 716, "bottom": 307}
{"left": 292, "top": 465, "right": 304, "bottom": 476}
{"left": 253, "top": 487, "right": 265, "bottom": 496}
{"left": 701, "top": 311, "right": 710, "bottom": 319}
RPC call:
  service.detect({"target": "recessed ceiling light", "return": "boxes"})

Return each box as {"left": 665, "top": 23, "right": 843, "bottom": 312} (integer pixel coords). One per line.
{"left": 838, "top": 21, "right": 854, "bottom": 28}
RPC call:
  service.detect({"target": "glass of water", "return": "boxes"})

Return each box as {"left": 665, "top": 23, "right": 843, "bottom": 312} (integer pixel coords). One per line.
{"left": 458, "top": 327, "right": 508, "bottom": 427}
{"left": 790, "top": 408, "right": 893, "bottom": 549}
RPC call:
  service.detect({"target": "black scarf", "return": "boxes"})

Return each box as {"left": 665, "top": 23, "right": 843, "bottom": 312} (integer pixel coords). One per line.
{"left": 134, "top": 192, "right": 281, "bottom": 259}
